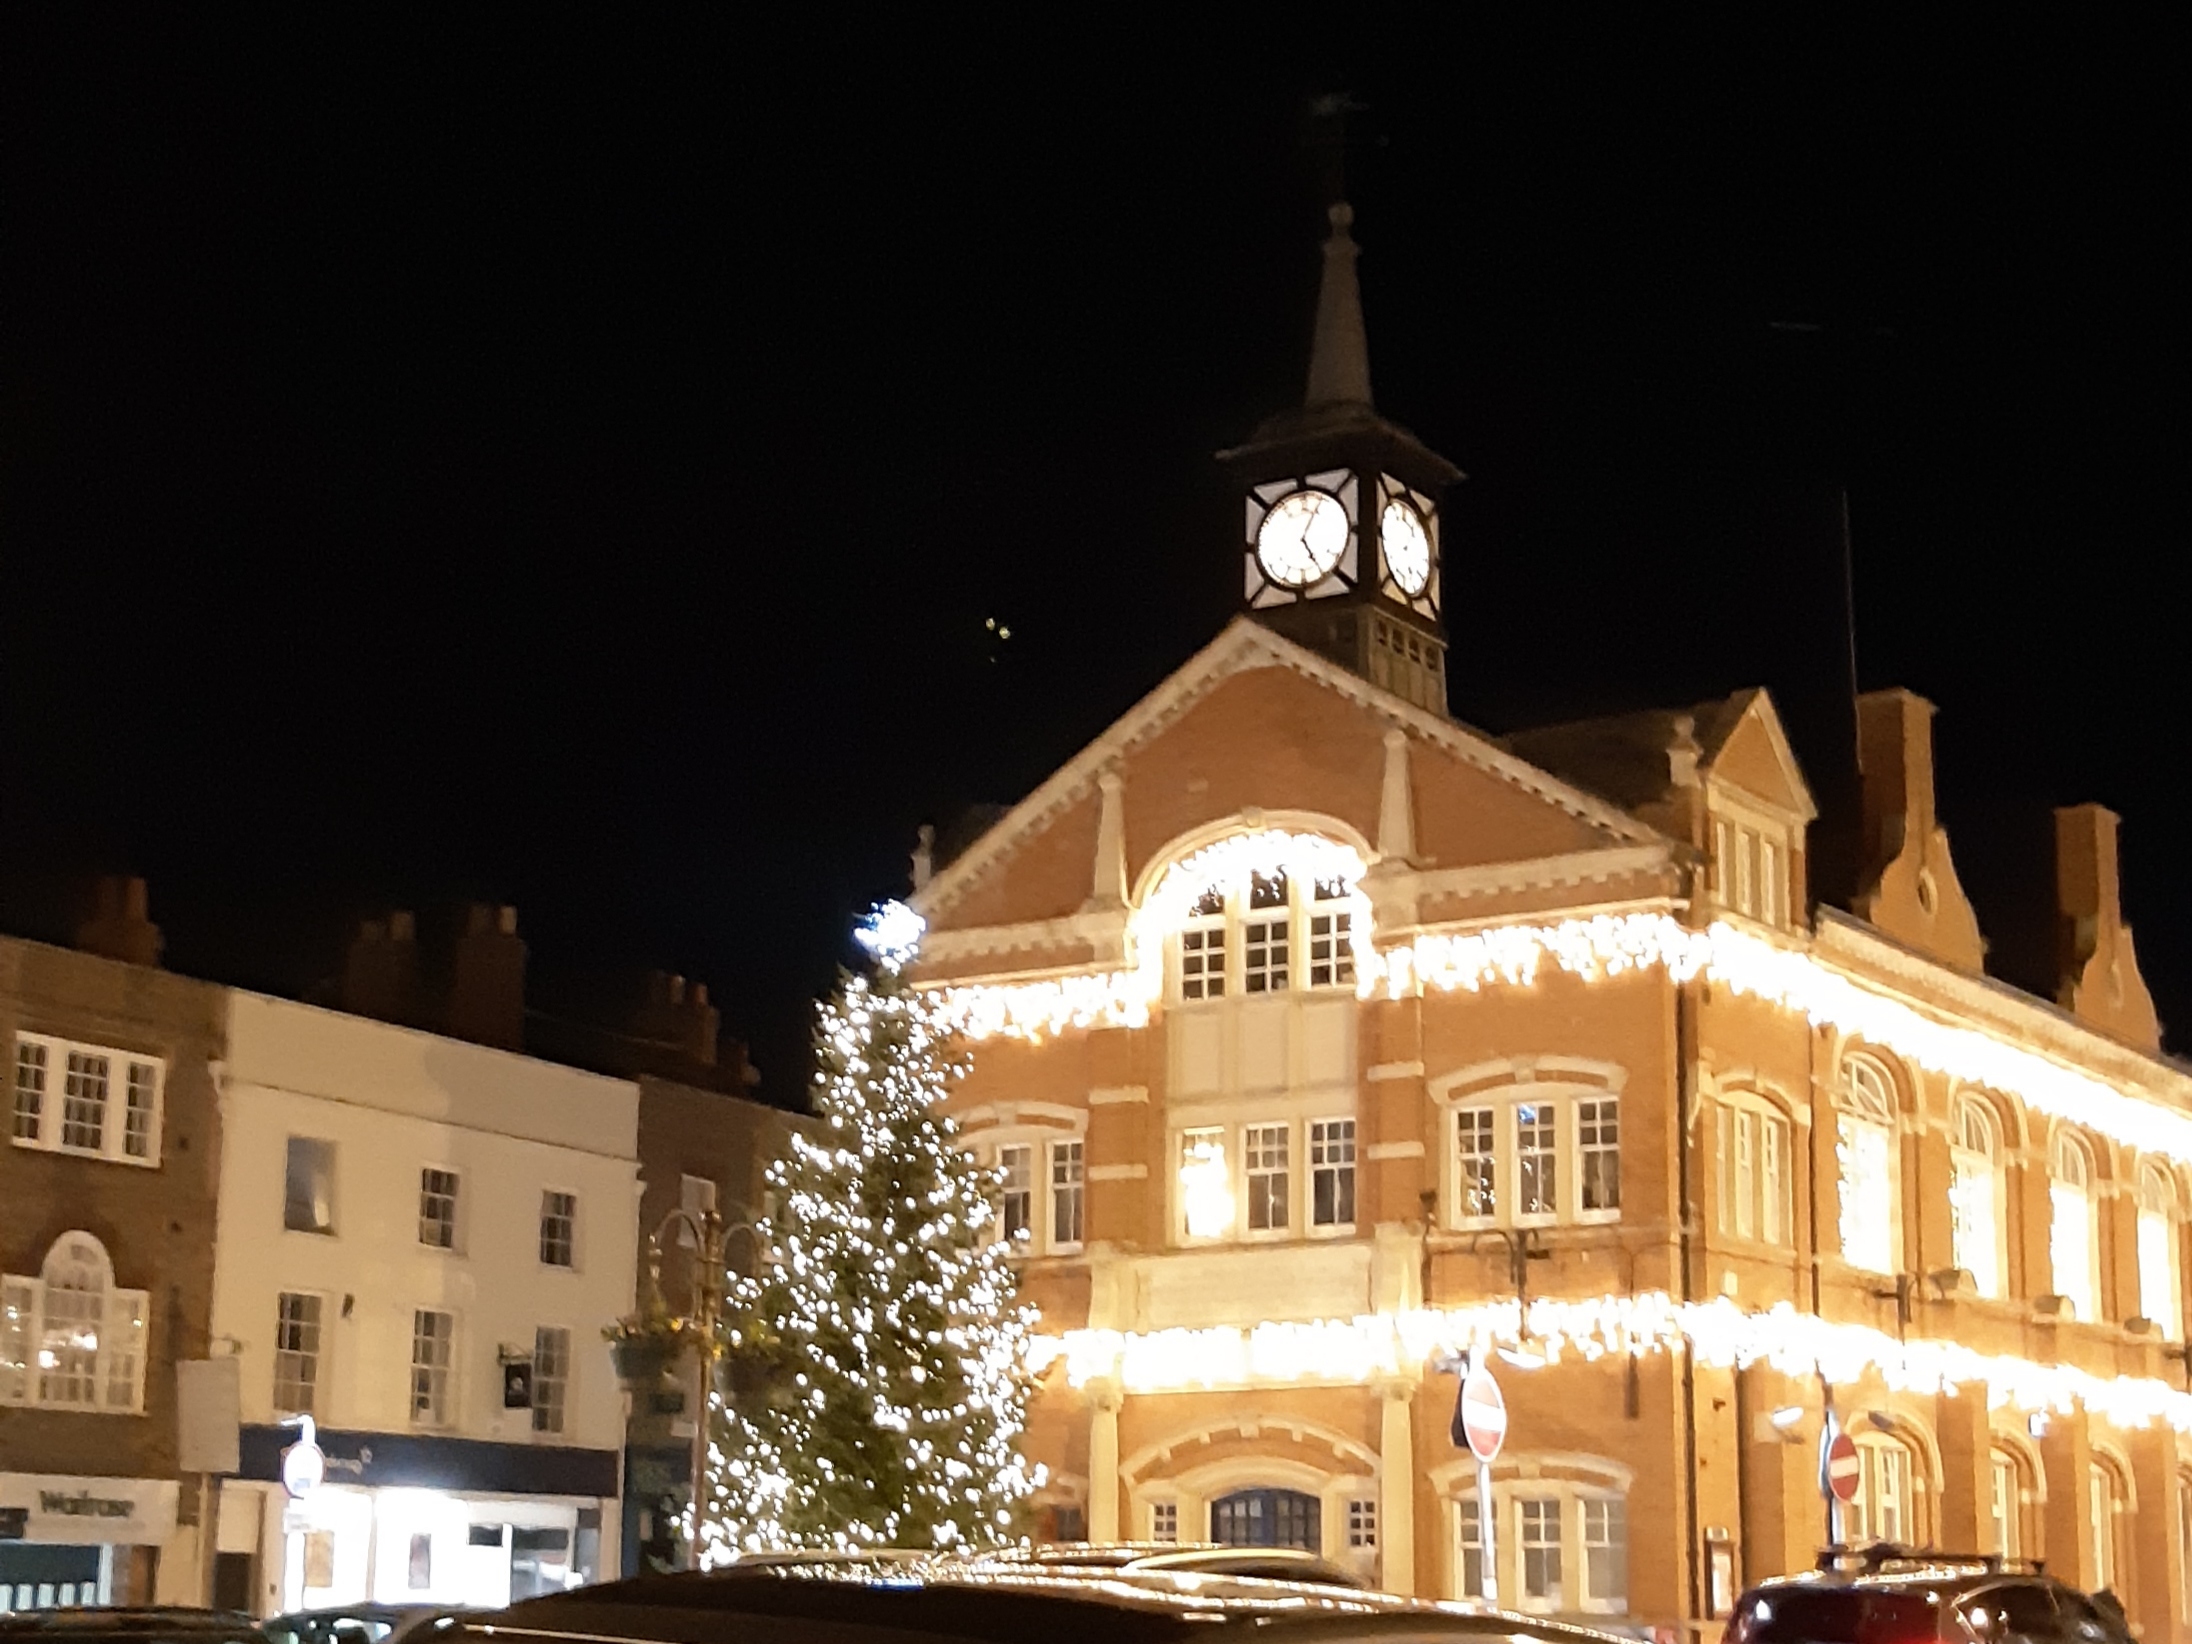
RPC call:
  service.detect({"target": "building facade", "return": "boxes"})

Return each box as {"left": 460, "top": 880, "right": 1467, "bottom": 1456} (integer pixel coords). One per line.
{"left": 1, "top": 886, "right": 226, "bottom": 1612}
{"left": 205, "top": 991, "right": 640, "bottom": 1615}
{"left": 903, "top": 204, "right": 2192, "bottom": 1638}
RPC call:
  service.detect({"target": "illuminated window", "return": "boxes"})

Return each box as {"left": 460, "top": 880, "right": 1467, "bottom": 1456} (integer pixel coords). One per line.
{"left": 273, "top": 1291, "right": 323, "bottom": 1417}
{"left": 1168, "top": 863, "right": 1366, "bottom": 1001}
{"left": 1245, "top": 1123, "right": 1290, "bottom": 1232}
{"left": 409, "top": 1309, "right": 454, "bottom": 1427}
{"left": 1309, "top": 879, "right": 1355, "bottom": 989}
{"left": 539, "top": 1191, "right": 577, "bottom": 1268}
{"left": 1310, "top": 1118, "right": 1356, "bottom": 1228}
{"left": 1180, "top": 1128, "right": 1232, "bottom": 1239}
{"left": 1579, "top": 1099, "right": 1619, "bottom": 1213}
{"left": 998, "top": 1146, "right": 1033, "bottom": 1243}
{"left": 1951, "top": 1099, "right": 2006, "bottom": 1299}
{"left": 8, "top": 1035, "right": 162, "bottom": 1167}
{"left": 284, "top": 1137, "right": 337, "bottom": 1234}
{"left": 1515, "top": 1104, "right": 1558, "bottom": 1221}
{"left": 1050, "top": 1141, "right": 1084, "bottom": 1248}
{"left": 1179, "top": 885, "right": 1228, "bottom": 1001}
{"left": 1733, "top": 1111, "right": 1755, "bottom": 1238}
{"left": 0, "top": 1232, "right": 148, "bottom": 1413}
{"left": 1446, "top": 1084, "right": 1623, "bottom": 1230}
{"left": 532, "top": 1326, "right": 570, "bottom": 1435}
{"left": 2050, "top": 1130, "right": 2100, "bottom": 1322}
{"left": 2138, "top": 1162, "right": 2181, "bottom": 1339}
{"left": 1835, "top": 1056, "right": 1899, "bottom": 1274}
{"left": 1243, "top": 873, "right": 1291, "bottom": 993}
{"left": 1716, "top": 1101, "right": 1789, "bottom": 1245}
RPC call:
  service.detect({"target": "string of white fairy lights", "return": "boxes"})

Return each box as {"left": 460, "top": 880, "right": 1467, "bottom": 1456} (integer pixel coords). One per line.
{"left": 1033, "top": 1292, "right": 2192, "bottom": 1433}
{"left": 925, "top": 830, "right": 2192, "bottom": 1168}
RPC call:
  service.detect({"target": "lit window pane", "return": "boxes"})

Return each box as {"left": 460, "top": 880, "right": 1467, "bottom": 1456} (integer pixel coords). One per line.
{"left": 1457, "top": 1109, "right": 1496, "bottom": 1220}
{"left": 1516, "top": 1103, "right": 1558, "bottom": 1217}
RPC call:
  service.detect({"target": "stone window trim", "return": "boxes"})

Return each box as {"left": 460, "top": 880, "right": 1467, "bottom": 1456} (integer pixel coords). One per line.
{"left": 1434, "top": 1453, "right": 1632, "bottom": 1614}
{"left": 0, "top": 1231, "right": 150, "bottom": 1414}
{"left": 1124, "top": 1443, "right": 1379, "bottom": 1574}
{"left": 1951, "top": 1095, "right": 2010, "bottom": 1301}
{"left": 1832, "top": 1050, "right": 1905, "bottom": 1277}
{"left": 961, "top": 1105, "right": 1089, "bottom": 1259}
{"left": 1167, "top": 1109, "right": 1362, "bottom": 1247}
{"left": 1707, "top": 789, "right": 1800, "bottom": 931}
{"left": 1167, "top": 869, "right": 1364, "bottom": 1005}
{"left": 1713, "top": 1089, "right": 1796, "bottom": 1250}
{"left": 11, "top": 1031, "right": 165, "bottom": 1168}
{"left": 1431, "top": 1059, "right": 1627, "bottom": 1233}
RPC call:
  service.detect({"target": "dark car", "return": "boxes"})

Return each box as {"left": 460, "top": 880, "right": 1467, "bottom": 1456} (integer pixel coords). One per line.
{"left": 259, "top": 1606, "right": 468, "bottom": 1644}
{"left": 449, "top": 1564, "right": 1639, "bottom": 1643}
{"left": 0, "top": 1609, "right": 264, "bottom": 1644}
{"left": 1726, "top": 1548, "right": 2134, "bottom": 1644}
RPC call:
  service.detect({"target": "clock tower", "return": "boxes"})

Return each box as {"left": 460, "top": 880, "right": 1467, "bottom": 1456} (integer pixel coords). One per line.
{"left": 1220, "top": 201, "right": 1462, "bottom": 715}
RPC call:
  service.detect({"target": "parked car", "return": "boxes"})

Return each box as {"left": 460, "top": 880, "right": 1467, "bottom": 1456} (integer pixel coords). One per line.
{"left": 260, "top": 1607, "right": 467, "bottom": 1644}
{"left": 0, "top": 1610, "right": 263, "bottom": 1644}
{"left": 1725, "top": 1547, "right": 2134, "bottom": 1644}
{"left": 444, "top": 1563, "right": 1638, "bottom": 1642}
{"left": 962, "top": 1541, "right": 1374, "bottom": 1589}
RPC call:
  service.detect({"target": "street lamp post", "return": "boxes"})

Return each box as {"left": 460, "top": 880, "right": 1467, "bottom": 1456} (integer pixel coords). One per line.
{"left": 630, "top": 1207, "right": 749, "bottom": 1569}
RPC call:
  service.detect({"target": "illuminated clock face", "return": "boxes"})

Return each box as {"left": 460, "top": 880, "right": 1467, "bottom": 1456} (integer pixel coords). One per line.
{"left": 1382, "top": 499, "right": 1432, "bottom": 596}
{"left": 1255, "top": 489, "right": 1349, "bottom": 588}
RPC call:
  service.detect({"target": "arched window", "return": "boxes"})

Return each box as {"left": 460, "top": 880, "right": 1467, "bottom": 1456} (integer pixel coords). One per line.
{"left": 1835, "top": 1055, "right": 1900, "bottom": 1274}
{"left": 1950, "top": 1098, "right": 2007, "bottom": 1298}
{"left": 0, "top": 1232, "right": 148, "bottom": 1413}
{"left": 2089, "top": 1454, "right": 2131, "bottom": 1591}
{"left": 1715, "top": 1093, "right": 1792, "bottom": 1247}
{"left": 1211, "top": 1487, "right": 1321, "bottom": 1552}
{"left": 1988, "top": 1440, "right": 2039, "bottom": 1559}
{"left": 1170, "top": 870, "right": 1362, "bottom": 1002}
{"left": 2050, "top": 1131, "right": 2102, "bottom": 1322}
{"left": 2138, "top": 1162, "right": 2181, "bottom": 1339}
{"left": 1848, "top": 1433, "right": 1917, "bottom": 1547}
{"left": 2176, "top": 1469, "right": 2192, "bottom": 1622}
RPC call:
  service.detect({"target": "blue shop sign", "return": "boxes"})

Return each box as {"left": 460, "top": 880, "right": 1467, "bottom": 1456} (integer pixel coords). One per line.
{"left": 237, "top": 1427, "right": 616, "bottom": 1499}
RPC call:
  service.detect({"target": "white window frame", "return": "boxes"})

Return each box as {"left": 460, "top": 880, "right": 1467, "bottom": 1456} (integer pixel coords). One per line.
{"left": 1447, "top": 1473, "right": 1629, "bottom": 1613}
{"left": 1437, "top": 1074, "right": 1624, "bottom": 1233}
{"left": 1991, "top": 1448, "right": 2023, "bottom": 1559}
{"left": 965, "top": 1120, "right": 1090, "bottom": 1258}
{"left": 1346, "top": 1495, "right": 1378, "bottom": 1550}
{"left": 0, "top": 1232, "right": 150, "bottom": 1414}
{"left": 1170, "top": 1112, "right": 1361, "bottom": 1245}
{"left": 2050, "top": 1128, "right": 2101, "bottom": 1322}
{"left": 1309, "top": 1117, "right": 1357, "bottom": 1233}
{"left": 1049, "top": 1139, "right": 1085, "bottom": 1253}
{"left": 418, "top": 1166, "right": 461, "bottom": 1252}
{"left": 1149, "top": 1499, "right": 1179, "bottom": 1543}
{"left": 10, "top": 1032, "right": 164, "bottom": 1168}
{"left": 1950, "top": 1098, "right": 2007, "bottom": 1299}
{"left": 409, "top": 1308, "right": 456, "bottom": 1428}
{"left": 1834, "top": 1054, "right": 1901, "bottom": 1274}
{"left": 2138, "top": 1162, "right": 2182, "bottom": 1339}
{"left": 538, "top": 1189, "right": 579, "bottom": 1270}
{"left": 676, "top": 1173, "right": 717, "bottom": 1247}
{"left": 531, "top": 1325, "right": 571, "bottom": 1436}
{"left": 1710, "top": 800, "right": 1794, "bottom": 930}
{"left": 1716, "top": 1096, "right": 1793, "bottom": 1248}
{"left": 273, "top": 1289, "right": 326, "bottom": 1418}
{"left": 1168, "top": 869, "right": 1367, "bottom": 1003}
{"left": 1850, "top": 1435, "right": 1913, "bottom": 1546}
{"left": 997, "top": 1144, "right": 1035, "bottom": 1246}
{"left": 1243, "top": 1121, "right": 1291, "bottom": 1237}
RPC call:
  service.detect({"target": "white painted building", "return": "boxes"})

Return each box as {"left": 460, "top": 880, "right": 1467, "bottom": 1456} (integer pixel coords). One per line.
{"left": 206, "top": 991, "right": 638, "bottom": 1616}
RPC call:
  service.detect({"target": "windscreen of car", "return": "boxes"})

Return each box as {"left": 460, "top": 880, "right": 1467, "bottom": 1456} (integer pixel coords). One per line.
{"left": 1733, "top": 1588, "right": 1942, "bottom": 1644}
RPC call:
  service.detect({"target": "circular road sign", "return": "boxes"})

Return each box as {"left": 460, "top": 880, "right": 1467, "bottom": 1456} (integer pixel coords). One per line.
{"left": 1824, "top": 1430, "right": 1860, "bottom": 1504}
{"left": 1460, "top": 1364, "right": 1508, "bottom": 1463}
{"left": 281, "top": 1438, "right": 325, "bottom": 1499}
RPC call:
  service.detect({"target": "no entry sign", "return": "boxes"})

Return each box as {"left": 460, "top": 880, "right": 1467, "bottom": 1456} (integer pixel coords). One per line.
{"left": 1457, "top": 1364, "right": 1508, "bottom": 1463}
{"left": 1823, "top": 1429, "right": 1860, "bottom": 1504}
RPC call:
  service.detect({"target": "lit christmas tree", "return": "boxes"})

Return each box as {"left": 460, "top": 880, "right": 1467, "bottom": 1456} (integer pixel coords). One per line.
{"left": 697, "top": 903, "right": 1041, "bottom": 1558}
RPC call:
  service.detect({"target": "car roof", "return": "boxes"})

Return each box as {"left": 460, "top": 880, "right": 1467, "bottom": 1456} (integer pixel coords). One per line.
{"left": 462, "top": 1567, "right": 1635, "bottom": 1643}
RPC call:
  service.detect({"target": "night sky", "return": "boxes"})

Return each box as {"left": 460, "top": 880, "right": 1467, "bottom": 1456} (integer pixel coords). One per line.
{"left": 3, "top": 18, "right": 2182, "bottom": 1102}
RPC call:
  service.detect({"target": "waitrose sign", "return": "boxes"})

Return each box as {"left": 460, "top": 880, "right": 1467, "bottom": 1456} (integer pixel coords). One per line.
{"left": 0, "top": 1476, "right": 178, "bottom": 1545}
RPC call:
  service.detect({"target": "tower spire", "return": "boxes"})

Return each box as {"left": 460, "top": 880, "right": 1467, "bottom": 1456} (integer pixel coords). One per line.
{"left": 1304, "top": 202, "right": 1374, "bottom": 411}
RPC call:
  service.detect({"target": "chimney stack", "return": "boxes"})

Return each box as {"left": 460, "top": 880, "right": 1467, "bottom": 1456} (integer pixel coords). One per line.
{"left": 448, "top": 903, "right": 527, "bottom": 1051}
{"left": 342, "top": 910, "right": 423, "bottom": 1026}
{"left": 2054, "top": 804, "right": 2160, "bottom": 1050}
{"left": 636, "top": 970, "right": 720, "bottom": 1070}
{"left": 75, "top": 876, "right": 164, "bottom": 968}
{"left": 1850, "top": 689, "right": 1985, "bottom": 971}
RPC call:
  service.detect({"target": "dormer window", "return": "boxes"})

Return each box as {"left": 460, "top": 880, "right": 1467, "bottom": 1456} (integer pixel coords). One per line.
{"left": 1712, "top": 814, "right": 1790, "bottom": 928}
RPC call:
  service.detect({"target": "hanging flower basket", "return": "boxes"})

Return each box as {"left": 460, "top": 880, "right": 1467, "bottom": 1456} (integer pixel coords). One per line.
{"left": 605, "top": 1314, "right": 691, "bottom": 1390}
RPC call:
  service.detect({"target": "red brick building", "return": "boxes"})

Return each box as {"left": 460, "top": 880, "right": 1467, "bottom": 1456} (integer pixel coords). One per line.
{"left": 904, "top": 203, "right": 2192, "bottom": 1636}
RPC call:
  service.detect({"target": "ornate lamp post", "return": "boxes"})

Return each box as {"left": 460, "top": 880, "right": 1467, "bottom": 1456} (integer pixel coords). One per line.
{"left": 611, "top": 1207, "right": 758, "bottom": 1569}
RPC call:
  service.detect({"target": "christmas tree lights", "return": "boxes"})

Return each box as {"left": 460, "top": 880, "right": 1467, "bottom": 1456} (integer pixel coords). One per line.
{"left": 699, "top": 904, "right": 1041, "bottom": 1560}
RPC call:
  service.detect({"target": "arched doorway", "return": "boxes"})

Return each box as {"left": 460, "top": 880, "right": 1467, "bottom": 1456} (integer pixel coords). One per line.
{"left": 1211, "top": 1488, "right": 1321, "bottom": 1552}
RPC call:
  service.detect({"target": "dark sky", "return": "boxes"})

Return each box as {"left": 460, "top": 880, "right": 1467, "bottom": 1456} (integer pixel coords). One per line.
{"left": 2, "top": 17, "right": 2182, "bottom": 1101}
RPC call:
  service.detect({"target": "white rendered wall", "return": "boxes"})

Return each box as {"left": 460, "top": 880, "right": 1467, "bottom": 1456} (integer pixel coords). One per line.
{"left": 209, "top": 991, "right": 640, "bottom": 1450}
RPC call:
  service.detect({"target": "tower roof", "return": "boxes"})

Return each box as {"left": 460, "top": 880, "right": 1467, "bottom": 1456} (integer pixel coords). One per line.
{"left": 1305, "top": 202, "right": 1373, "bottom": 411}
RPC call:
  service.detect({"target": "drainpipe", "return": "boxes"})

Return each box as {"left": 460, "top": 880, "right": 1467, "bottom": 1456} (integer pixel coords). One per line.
{"left": 1678, "top": 964, "right": 1704, "bottom": 1629}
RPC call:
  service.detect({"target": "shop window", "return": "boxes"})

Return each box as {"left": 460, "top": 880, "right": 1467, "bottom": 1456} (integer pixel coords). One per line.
{"left": 2050, "top": 1131, "right": 2101, "bottom": 1322}
{"left": 1443, "top": 1086, "right": 1622, "bottom": 1231}
{"left": 2138, "top": 1163, "right": 2181, "bottom": 1338}
{"left": 539, "top": 1191, "right": 577, "bottom": 1269}
{"left": 0, "top": 1231, "right": 148, "bottom": 1413}
{"left": 532, "top": 1326, "right": 570, "bottom": 1435}
{"left": 418, "top": 1168, "right": 460, "bottom": 1251}
{"left": 1835, "top": 1055, "right": 1900, "bottom": 1274}
{"left": 274, "top": 1291, "right": 324, "bottom": 1417}
{"left": 410, "top": 1309, "right": 454, "bottom": 1427}
{"left": 1951, "top": 1100, "right": 2007, "bottom": 1298}
{"left": 10, "top": 1033, "right": 163, "bottom": 1167}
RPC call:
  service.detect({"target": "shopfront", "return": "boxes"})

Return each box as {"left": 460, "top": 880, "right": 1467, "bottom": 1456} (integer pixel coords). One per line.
{"left": 0, "top": 1474, "right": 178, "bottom": 1613}
{"left": 232, "top": 1426, "right": 616, "bottom": 1615}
